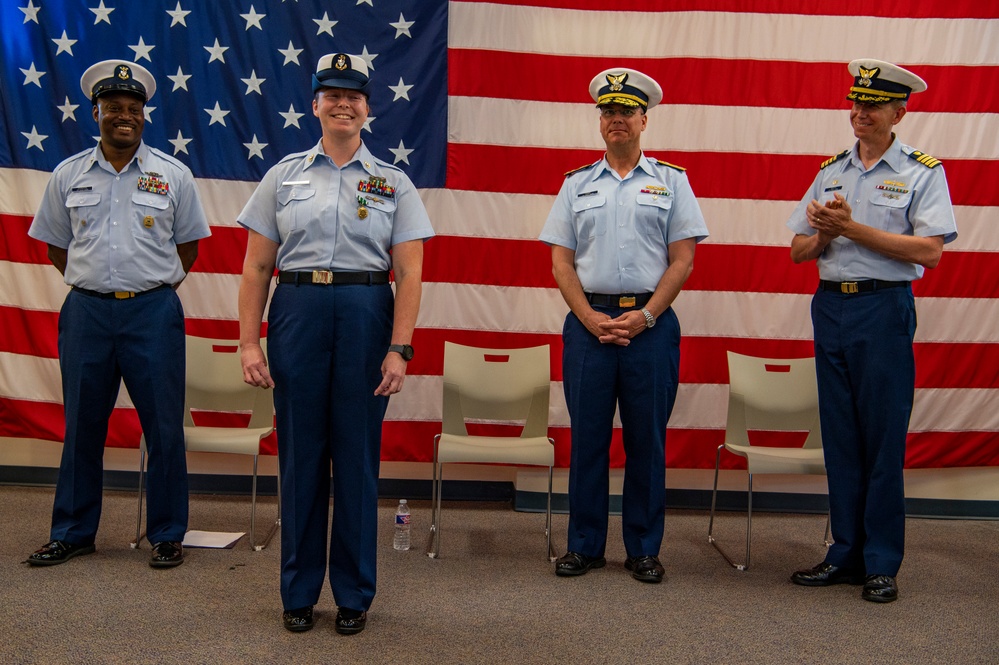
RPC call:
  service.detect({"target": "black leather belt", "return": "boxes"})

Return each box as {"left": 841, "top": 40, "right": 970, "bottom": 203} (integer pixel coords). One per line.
{"left": 71, "top": 284, "right": 171, "bottom": 300}
{"left": 277, "top": 271, "right": 390, "bottom": 286}
{"left": 819, "top": 279, "right": 909, "bottom": 294}
{"left": 585, "top": 292, "right": 653, "bottom": 308}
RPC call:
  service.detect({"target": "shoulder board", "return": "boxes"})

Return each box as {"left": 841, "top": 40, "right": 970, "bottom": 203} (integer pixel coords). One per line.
{"left": 909, "top": 150, "right": 942, "bottom": 169}
{"left": 655, "top": 159, "right": 685, "bottom": 172}
{"left": 820, "top": 149, "right": 850, "bottom": 170}
{"left": 563, "top": 162, "right": 597, "bottom": 178}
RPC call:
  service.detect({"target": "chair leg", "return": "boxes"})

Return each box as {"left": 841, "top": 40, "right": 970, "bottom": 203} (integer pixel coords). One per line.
{"left": 426, "top": 435, "right": 441, "bottom": 558}
{"left": 249, "top": 455, "right": 280, "bottom": 551}
{"left": 131, "top": 447, "right": 147, "bottom": 549}
{"left": 546, "top": 465, "right": 556, "bottom": 561}
{"left": 707, "top": 444, "right": 750, "bottom": 570}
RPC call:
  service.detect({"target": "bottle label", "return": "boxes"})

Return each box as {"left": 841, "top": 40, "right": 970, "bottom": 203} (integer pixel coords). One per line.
{"left": 396, "top": 514, "right": 410, "bottom": 526}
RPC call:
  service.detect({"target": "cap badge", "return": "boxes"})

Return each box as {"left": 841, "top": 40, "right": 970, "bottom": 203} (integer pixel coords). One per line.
{"left": 117, "top": 65, "right": 131, "bottom": 81}
{"left": 606, "top": 72, "right": 627, "bottom": 92}
{"left": 858, "top": 66, "right": 879, "bottom": 87}
{"left": 335, "top": 54, "right": 348, "bottom": 71}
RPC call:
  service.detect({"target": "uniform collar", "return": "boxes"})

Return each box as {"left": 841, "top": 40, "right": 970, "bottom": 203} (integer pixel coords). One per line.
{"left": 594, "top": 151, "right": 653, "bottom": 180}
{"left": 304, "top": 139, "right": 379, "bottom": 174}
{"left": 89, "top": 140, "right": 150, "bottom": 173}
{"left": 849, "top": 135, "right": 904, "bottom": 173}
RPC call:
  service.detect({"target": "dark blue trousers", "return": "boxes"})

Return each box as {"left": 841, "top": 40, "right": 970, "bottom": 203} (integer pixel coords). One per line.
{"left": 812, "top": 285, "right": 916, "bottom": 577}
{"left": 52, "top": 287, "right": 188, "bottom": 544}
{"left": 561, "top": 306, "right": 680, "bottom": 558}
{"left": 268, "top": 282, "right": 392, "bottom": 612}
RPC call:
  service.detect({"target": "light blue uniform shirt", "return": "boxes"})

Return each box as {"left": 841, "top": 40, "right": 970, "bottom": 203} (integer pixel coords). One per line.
{"left": 786, "top": 137, "right": 957, "bottom": 281}
{"left": 238, "top": 141, "right": 434, "bottom": 272}
{"left": 539, "top": 154, "right": 708, "bottom": 294}
{"left": 28, "top": 141, "right": 210, "bottom": 292}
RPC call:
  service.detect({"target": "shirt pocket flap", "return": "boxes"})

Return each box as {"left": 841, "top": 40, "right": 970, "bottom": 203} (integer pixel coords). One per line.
{"left": 571, "top": 195, "right": 606, "bottom": 213}
{"left": 66, "top": 191, "right": 102, "bottom": 208}
{"left": 869, "top": 191, "right": 912, "bottom": 208}
{"left": 131, "top": 191, "right": 170, "bottom": 210}
{"left": 636, "top": 192, "right": 673, "bottom": 210}
{"left": 277, "top": 186, "right": 317, "bottom": 206}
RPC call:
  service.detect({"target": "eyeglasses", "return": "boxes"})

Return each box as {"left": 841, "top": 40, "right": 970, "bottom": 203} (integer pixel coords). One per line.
{"left": 599, "top": 107, "right": 640, "bottom": 118}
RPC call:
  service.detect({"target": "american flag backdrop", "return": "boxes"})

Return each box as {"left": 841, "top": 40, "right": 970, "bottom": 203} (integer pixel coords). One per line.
{"left": 1, "top": 0, "right": 997, "bottom": 470}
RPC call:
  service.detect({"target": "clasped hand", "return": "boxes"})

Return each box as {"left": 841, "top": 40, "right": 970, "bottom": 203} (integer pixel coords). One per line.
{"left": 586, "top": 309, "right": 647, "bottom": 346}
{"left": 806, "top": 192, "right": 852, "bottom": 239}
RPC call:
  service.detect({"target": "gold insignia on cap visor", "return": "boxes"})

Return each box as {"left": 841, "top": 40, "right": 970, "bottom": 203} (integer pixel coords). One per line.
{"left": 116, "top": 65, "right": 130, "bottom": 81}
{"left": 858, "top": 66, "right": 878, "bottom": 87}
{"left": 335, "top": 54, "right": 348, "bottom": 71}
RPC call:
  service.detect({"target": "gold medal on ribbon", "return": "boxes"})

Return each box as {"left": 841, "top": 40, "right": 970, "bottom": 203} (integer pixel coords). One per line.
{"left": 358, "top": 206, "right": 368, "bottom": 220}
{"left": 143, "top": 215, "right": 154, "bottom": 228}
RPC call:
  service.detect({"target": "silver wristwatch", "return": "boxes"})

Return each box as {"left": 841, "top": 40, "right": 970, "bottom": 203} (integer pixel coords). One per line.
{"left": 640, "top": 308, "right": 656, "bottom": 328}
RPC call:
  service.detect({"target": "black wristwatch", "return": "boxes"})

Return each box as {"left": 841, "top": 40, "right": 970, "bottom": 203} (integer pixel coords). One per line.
{"left": 388, "top": 344, "right": 414, "bottom": 361}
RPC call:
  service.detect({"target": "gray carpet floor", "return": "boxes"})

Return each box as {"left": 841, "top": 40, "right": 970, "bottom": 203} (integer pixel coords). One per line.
{"left": 1, "top": 485, "right": 996, "bottom": 664}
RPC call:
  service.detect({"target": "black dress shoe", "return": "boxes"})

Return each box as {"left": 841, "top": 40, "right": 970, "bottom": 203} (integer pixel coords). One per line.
{"left": 790, "top": 562, "right": 864, "bottom": 587}
{"left": 335, "top": 608, "right": 367, "bottom": 635}
{"left": 554, "top": 551, "right": 606, "bottom": 577}
{"left": 625, "top": 555, "right": 665, "bottom": 583}
{"left": 862, "top": 575, "right": 899, "bottom": 603}
{"left": 27, "top": 540, "right": 96, "bottom": 566}
{"left": 283, "top": 606, "right": 315, "bottom": 632}
{"left": 149, "top": 541, "right": 184, "bottom": 568}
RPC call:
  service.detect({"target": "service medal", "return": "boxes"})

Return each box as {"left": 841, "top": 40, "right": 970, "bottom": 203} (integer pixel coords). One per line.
{"left": 358, "top": 206, "right": 368, "bottom": 220}
{"left": 143, "top": 215, "right": 154, "bottom": 228}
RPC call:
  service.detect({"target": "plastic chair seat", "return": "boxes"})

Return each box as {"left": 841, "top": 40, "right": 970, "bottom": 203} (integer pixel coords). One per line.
{"left": 436, "top": 433, "right": 555, "bottom": 466}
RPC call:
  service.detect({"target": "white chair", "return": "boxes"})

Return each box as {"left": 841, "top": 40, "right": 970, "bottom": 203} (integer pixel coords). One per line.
{"left": 133, "top": 337, "right": 279, "bottom": 551}
{"left": 707, "top": 351, "right": 830, "bottom": 570}
{"left": 427, "top": 342, "right": 556, "bottom": 561}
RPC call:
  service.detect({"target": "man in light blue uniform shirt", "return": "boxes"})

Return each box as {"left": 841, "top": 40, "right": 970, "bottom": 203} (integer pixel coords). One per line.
{"left": 540, "top": 67, "right": 708, "bottom": 584}
{"left": 787, "top": 59, "right": 957, "bottom": 603}
{"left": 27, "top": 60, "right": 210, "bottom": 569}
{"left": 238, "top": 52, "right": 434, "bottom": 635}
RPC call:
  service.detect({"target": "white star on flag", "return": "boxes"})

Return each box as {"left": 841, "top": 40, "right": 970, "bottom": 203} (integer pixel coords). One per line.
{"left": 279, "top": 104, "right": 305, "bottom": 128}
{"left": 129, "top": 36, "right": 155, "bottom": 62}
{"left": 314, "top": 12, "right": 337, "bottom": 36}
{"left": 357, "top": 46, "right": 378, "bottom": 70}
{"left": 20, "top": 63, "right": 45, "bottom": 87}
{"left": 244, "top": 135, "right": 268, "bottom": 160}
{"left": 242, "top": 70, "right": 266, "bottom": 95}
{"left": 204, "top": 102, "right": 231, "bottom": 126}
{"left": 167, "top": 67, "right": 192, "bottom": 91}
{"left": 389, "top": 140, "right": 413, "bottom": 165}
{"left": 169, "top": 130, "right": 193, "bottom": 155}
{"left": 57, "top": 96, "right": 79, "bottom": 122}
{"left": 22, "top": 126, "right": 48, "bottom": 151}
{"left": 166, "top": 2, "right": 191, "bottom": 27}
{"left": 20, "top": 0, "right": 40, "bottom": 23}
{"left": 390, "top": 14, "right": 415, "bottom": 39}
{"left": 240, "top": 5, "right": 266, "bottom": 30}
{"left": 143, "top": 106, "right": 157, "bottom": 123}
{"left": 90, "top": 1, "right": 115, "bottom": 25}
{"left": 52, "top": 31, "right": 78, "bottom": 56}
{"left": 363, "top": 116, "right": 376, "bottom": 133}
{"left": 205, "top": 39, "right": 229, "bottom": 63}
{"left": 389, "top": 78, "right": 413, "bottom": 101}
{"left": 279, "top": 41, "right": 304, "bottom": 66}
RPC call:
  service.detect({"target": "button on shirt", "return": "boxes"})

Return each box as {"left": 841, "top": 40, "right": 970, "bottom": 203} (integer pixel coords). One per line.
{"left": 539, "top": 154, "right": 708, "bottom": 294}
{"left": 786, "top": 138, "right": 958, "bottom": 281}
{"left": 237, "top": 141, "right": 434, "bottom": 272}
{"left": 28, "top": 142, "right": 210, "bottom": 292}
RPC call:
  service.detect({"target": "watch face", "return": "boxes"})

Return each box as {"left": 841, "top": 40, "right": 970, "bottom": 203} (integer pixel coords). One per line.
{"left": 402, "top": 344, "right": 414, "bottom": 361}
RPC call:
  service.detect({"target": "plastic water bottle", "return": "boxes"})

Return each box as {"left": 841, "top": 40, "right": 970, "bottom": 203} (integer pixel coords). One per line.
{"left": 393, "top": 499, "right": 411, "bottom": 551}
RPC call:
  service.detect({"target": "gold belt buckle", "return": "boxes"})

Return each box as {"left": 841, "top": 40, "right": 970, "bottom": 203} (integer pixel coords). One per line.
{"left": 114, "top": 291, "right": 135, "bottom": 299}
{"left": 841, "top": 282, "right": 859, "bottom": 294}
{"left": 312, "top": 270, "right": 333, "bottom": 285}
{"left": 618, "top": 296, "right": 636, "bottom": 307}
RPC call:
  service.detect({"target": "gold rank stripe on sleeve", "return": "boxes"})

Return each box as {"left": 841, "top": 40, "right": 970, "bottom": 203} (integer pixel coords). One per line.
{"left": 910, "top": 150, "right": 943, "bottom": 168}
{"left": 655, "top": 159, "right": 686, "bottom": 172}
{"left": 820, "top": 149, "right": 850, "bottom": 170}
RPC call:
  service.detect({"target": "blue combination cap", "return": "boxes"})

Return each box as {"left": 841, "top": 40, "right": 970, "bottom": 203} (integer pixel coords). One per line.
{"left": 312, "top": 53, "right": 370, "bottom": 94}
{"left": 846, "top": 59, "right": 927, "bottom": 104}
{"left": 80, "top": 60, "right": 155, "bottom": 103}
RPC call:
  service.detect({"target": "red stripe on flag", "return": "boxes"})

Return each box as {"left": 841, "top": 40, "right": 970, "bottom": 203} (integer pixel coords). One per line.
{"left": 0, "top": 214, "right": 46, "bottom": 263}
{"left": 450, "top": 51, "right": 999, "bottom": 114}
{"left": 453, "top": 0, "right": 999, "bottom": 19}
{"left": 447, "top": 144, "right": 999, "bottom": 206}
